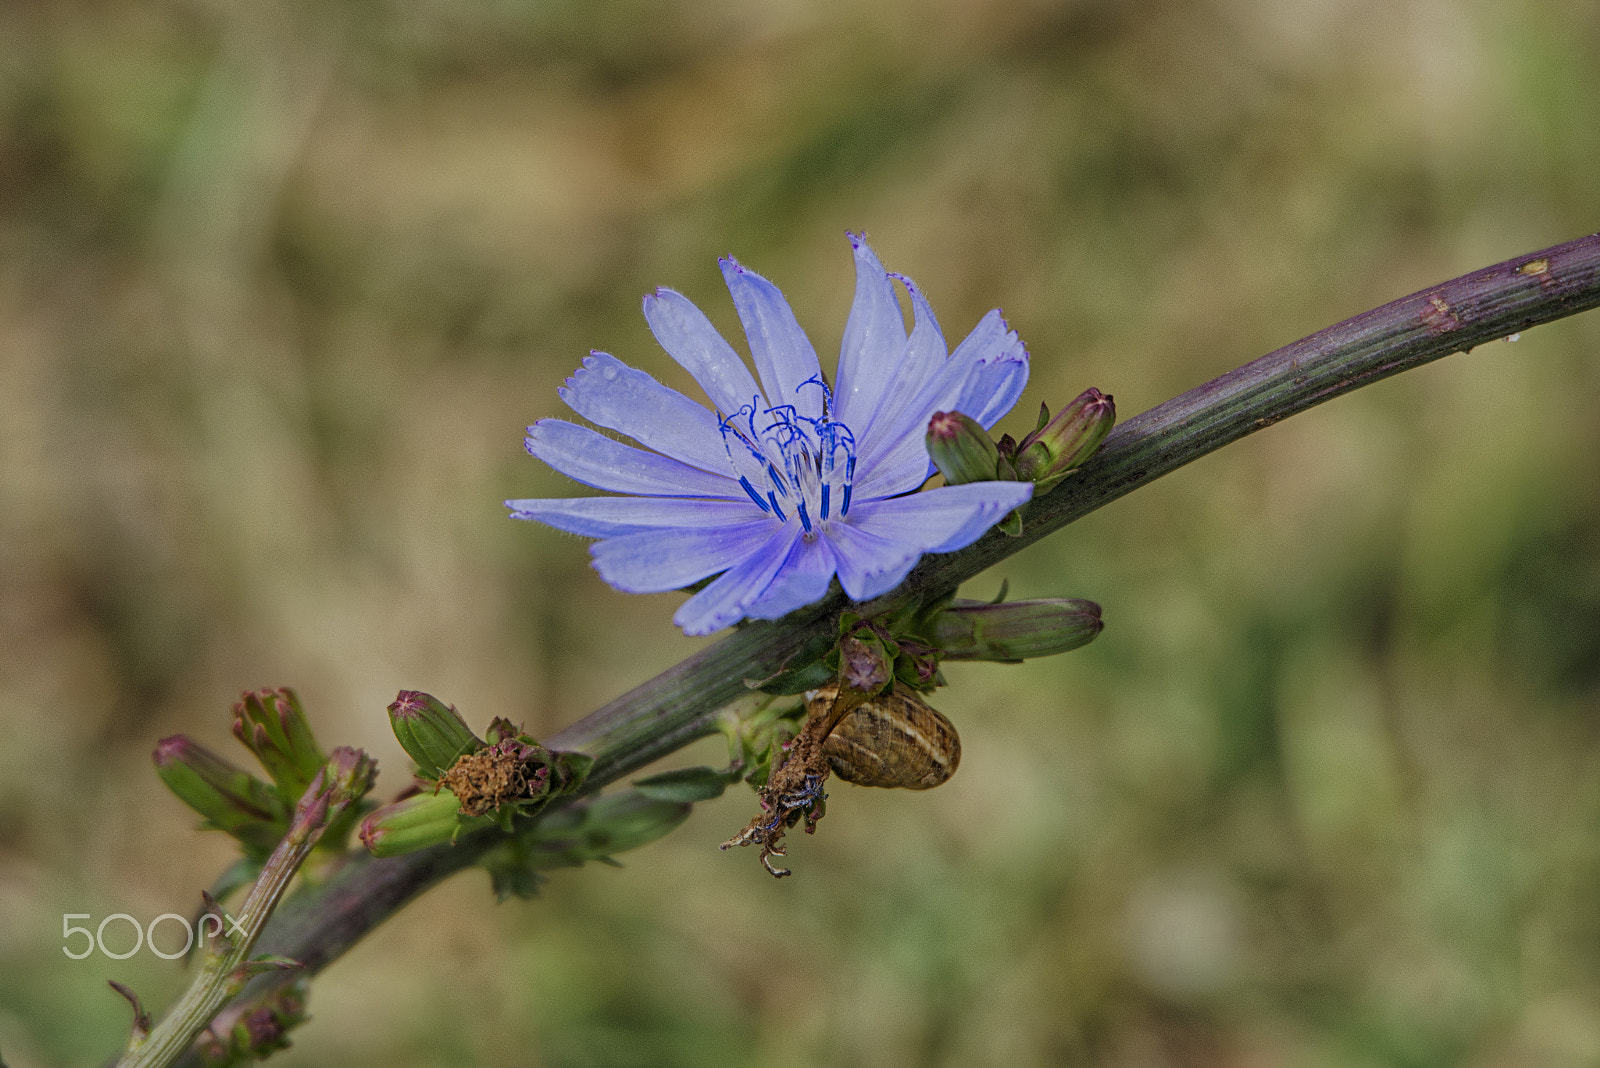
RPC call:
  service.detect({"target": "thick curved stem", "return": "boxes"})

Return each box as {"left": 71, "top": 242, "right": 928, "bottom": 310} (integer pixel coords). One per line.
{"left": 176, "top": 232, "right": 1600, "bottom": 1063}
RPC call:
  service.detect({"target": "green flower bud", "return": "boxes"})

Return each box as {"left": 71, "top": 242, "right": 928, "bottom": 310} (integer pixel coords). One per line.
{"left": 927, "top": 597, "right": 1103, "bottom": 661}
{"left": 231, "top": 689, "right": 327, "bottom": 800}
{"left": 321, "top": 745, "right": 379, "bottom": 806}
{"left": 359, "top": 788, "right": 484, "bottom": 857}
{"left": 286, "top": 746, "right": 377, "bottom": 842}
{"left": 925, "top": 410, "right": 1000, "bottom": 485}
{"left": 387, "top": 690, "right": 482, "bottom": 780}
{"left": 1013, "top": 389, "right": 1115, "bottom": 493}
{"left": 840, "top": 630, "right": 894, "bottom": 696}
{"left": 153, "top": 735, "right": 289, "bottom": 856}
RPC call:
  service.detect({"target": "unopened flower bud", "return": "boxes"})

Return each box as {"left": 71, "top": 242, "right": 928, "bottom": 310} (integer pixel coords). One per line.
{"left": 927, "top": 597, "right": 1103, "bottom": 661}
{"left": 322, "top": 746, "right": 379, "bottom": 806}
{"left": 232, "top": 689, "right": 327, "bottom": 800}
{"left": 840, "top": 631, "right": 894, "bottom": 696}
{"left": 283, "top": 746, "right": 377, "bottom": 849}
{"left": 1012, "top": 389, "right": 1115, "bottom": 493}
{"left": 359, "top": 788, "right": 478, "bottom": 857}
{"left": 153, "top": 735, "right": 290, "bottom": 856}
{"left": 387, "top": 690, "right": 482, "bottom": 780}
{"left": 926, "top": 410, "right": 1000, "bottom": 485}
{"left": 197, "top": 981, "right": 308, "bottom": 1064}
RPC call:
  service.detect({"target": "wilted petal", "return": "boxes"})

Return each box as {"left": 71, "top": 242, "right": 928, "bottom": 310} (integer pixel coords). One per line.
{"left": 719, "top": 258, "right": 825, "bottom": 421}
{"left": 643, "top": 288, "right": 765, "bottom": 416}
{"left": 506, "top": 496, "right": 761, "bottom": 538}
{"left": 834, "top": 235, "right": 907, "bottom": 429}
{"left": 848, "top": 480, "right": 1033, "bottom": 554}
{"left": 558, "top": 353, "right": 730, "bottom": 473}
{"left": 744, "top": 537, "right": 837, "bottom": 620}
{"left": 526, "top": 420, "right": 743, "bottom": 498}
{"left": 591, "top": 520, "right": 778, "bottom": 593}
{"left": 673, "top": 524, "right": 802, "bottom": 635}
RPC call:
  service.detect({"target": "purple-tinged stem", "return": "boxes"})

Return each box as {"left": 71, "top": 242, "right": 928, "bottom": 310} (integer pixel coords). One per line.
{"left": 176, "top": 231, "right": 1600, "bottom": 1064}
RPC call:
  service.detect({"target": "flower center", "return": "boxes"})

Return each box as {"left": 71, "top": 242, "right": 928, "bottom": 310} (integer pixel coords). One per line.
{"left": 718, "top": 376, "right": 857, "bottom": 535}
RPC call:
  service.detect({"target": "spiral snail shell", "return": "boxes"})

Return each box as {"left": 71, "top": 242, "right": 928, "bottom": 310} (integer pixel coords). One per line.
{"left": 808, "top": 685, "right": 961, "bottom": 790}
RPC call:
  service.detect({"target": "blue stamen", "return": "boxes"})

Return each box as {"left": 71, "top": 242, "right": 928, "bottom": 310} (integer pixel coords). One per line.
{"left": 798, "top": 374, "right": 834, "bottom": 415}
{"left": 796, "top": 500, "right": 812, "bottom": 534}
{"left": 821, "top": 483, "right": 831, "bottom": 519}
{"left": 740, "top": 477, "right": 770, "bottom": 512}
{"left": 768, "top": 492, "right": 787, "bottom": 520}
{"left": 842, "top": 485, "right": 853, "bottom": 515}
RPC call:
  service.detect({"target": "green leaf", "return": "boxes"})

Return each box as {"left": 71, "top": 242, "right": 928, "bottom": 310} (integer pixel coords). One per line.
{"left": 754, "top": 657, "right": 836, "bottom": 695}
{"left": 633, "top": 766, "right": 733, "bottom": 802}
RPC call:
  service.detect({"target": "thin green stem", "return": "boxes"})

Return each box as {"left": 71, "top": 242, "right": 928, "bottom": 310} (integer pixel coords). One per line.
{"left": 174, "top": 231, "right": 1600, "bottom": 1063}
{"left": 119, "top": 758, "right": 372, "bottom": 1068}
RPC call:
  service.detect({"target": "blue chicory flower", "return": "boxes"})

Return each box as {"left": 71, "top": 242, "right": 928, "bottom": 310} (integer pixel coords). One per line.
{"left": 506, "top": 234, "right": 1034, "bottom": 636}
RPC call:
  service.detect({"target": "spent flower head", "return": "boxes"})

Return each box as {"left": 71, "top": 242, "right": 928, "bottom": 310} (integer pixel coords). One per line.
{"left": 507, "top": 234, "right": 1035, "bottom": 634}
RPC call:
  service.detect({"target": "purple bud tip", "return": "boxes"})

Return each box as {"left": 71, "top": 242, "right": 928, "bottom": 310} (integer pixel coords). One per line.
{"left": 152, "top": 735, "right": 193, "bottom": 767}
{"left": 927, "top": 411, "right": 964, "bottom": 440}
{"left": 389, "top": 691, "right": 428, "bottom": 720}
{"left": 241, "top": 1006, "right": 286, "bottom": 1046}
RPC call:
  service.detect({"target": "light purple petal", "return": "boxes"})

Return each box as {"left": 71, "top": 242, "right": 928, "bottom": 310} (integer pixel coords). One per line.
{"left": 822, "top": 521, "right": 921, "bottom": 602}
{"left": 643, "top": 288, "right": 765, "bottom": 416}
{"left": 591, "top": 520, "right": 778, "bottom": 593}
{"left": 852, "top": 309, "right": 1031, "bottom": 499}
{"left": 526, "top": 420, "right": 743, "bottom": 498}
{"left": 744, "top": 536, "right": 837, "bottom": 620}
{"left": 847, "top": 481, "right": 1033, "bottom": 554}
{"left": 719, "top": 258, "right": 825, "bottom": 421}
{"left": 833, "top": 235, "right": 907, "bottom": 429}
{"left": 506, "top": 496, "right": 763, "bottom": 538}
{"left": 856, "top": 274, "right": 946, "bottom": 447}
{"left": 849, "top": 350, "right": 979, "bottom": 499}
{"left": 949, "top": 310, "right": 1030, "bottom": 429}
{"left": 672, "top": 524, "right": 803, "bottom": 636}
{"left": 558, "top": 352, "right": 730, "bottom": 474}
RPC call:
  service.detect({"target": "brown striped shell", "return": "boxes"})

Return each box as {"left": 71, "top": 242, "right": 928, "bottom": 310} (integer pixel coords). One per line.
{"left": 809, "top": 685, "right": 961, "bottom": 790}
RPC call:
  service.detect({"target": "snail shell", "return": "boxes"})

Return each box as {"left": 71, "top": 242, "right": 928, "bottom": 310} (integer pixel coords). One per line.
{"left": 809, "top": 685, "right": 961, "bottom": 790}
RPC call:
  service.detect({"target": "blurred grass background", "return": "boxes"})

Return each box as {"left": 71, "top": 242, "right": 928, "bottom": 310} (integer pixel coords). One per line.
{"left": 2, "top": 0, "right": 1600, "bottom": 1064}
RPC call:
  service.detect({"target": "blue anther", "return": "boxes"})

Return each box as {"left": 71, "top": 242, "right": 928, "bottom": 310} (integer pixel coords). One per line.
{"left": 841, "top": 485, "right": 853, "bottom": 516}
{"left": 796, "top": 500, "right": 812, "bottom": 534}
{"left": 820, "top": 483, "right": 831, "bottom": 519}
{"left": 768, "top": 492, "right": 787, "bottom": 520}
{"left": 740, "top": 477, "right": 770, "bottom": 512}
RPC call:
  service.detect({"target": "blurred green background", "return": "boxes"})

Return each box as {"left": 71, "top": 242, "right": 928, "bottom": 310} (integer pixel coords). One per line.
{"left": 3, "top": 0, "right": 1600, "bottom": 1064}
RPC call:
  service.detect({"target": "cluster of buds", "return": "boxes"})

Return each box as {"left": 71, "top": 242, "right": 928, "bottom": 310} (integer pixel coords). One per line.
{"left": 926, "top": 388, "right": 1116, "bottom": 532}
{"left": 153, "top": 689, "right": 367, "bottom": 860}
{"left": 195, "top": 982, "right": 308, "bottom": 1065}
{"left": 358, "top": 692, "right": 594, "bottom": 857}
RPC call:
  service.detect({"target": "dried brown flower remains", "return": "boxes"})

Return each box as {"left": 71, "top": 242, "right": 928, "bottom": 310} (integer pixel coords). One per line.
{"left": 440, "top": 738, "right": 550, "bottom": 817}
{"left": 722, "top": 685, "right": 961, "bottom": 876}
